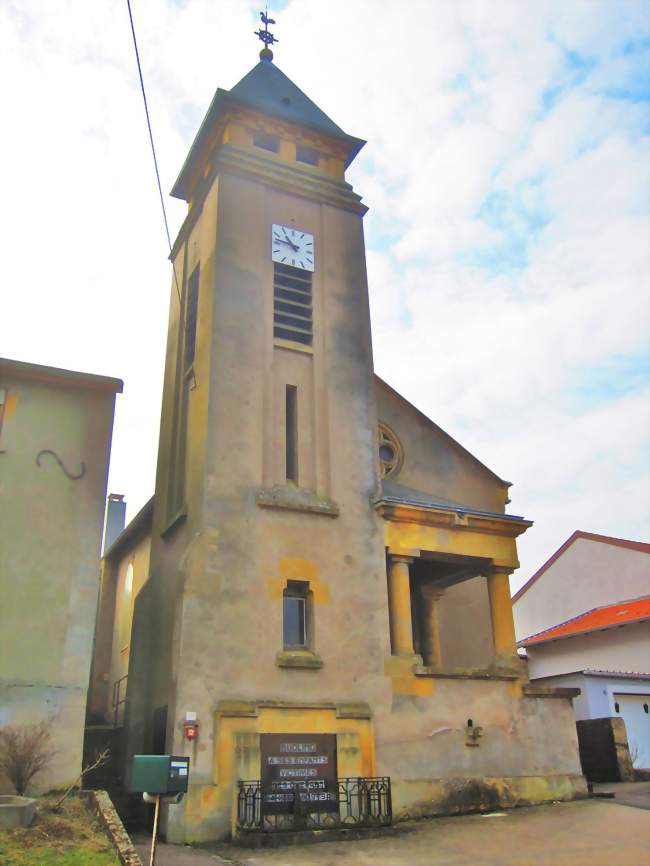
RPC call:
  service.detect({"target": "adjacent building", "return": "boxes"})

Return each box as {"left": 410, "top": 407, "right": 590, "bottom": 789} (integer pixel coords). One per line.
{"left": 514, "top": 532, "right": 650, "bottom": 770}
{"left": 0, "top": 358, "right": 121, "bottom": 792}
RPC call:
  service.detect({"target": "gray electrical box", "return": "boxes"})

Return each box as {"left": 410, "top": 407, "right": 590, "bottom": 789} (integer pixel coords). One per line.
{"left": 130, "top": 755, "right": 190, "bottom": 794}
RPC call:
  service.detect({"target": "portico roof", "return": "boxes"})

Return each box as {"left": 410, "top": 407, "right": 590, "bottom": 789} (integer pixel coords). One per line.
{"left": 376, "top": 490, "right": 532, "bottom": 572}
{"left": 379, "top": 480, "right": 527, "bottom": 523}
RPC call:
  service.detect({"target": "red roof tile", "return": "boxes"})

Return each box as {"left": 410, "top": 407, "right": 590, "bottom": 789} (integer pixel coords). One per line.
{"left": 512, "top": 531, "right": 650, "bottom": 603}
{"left": 520, "top": 596, "right": 650, "bottom": 646}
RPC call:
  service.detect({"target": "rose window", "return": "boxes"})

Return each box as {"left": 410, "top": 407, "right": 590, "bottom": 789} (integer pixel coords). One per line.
{"left": 378, "top": 423, "right": 403, "bottom": 478}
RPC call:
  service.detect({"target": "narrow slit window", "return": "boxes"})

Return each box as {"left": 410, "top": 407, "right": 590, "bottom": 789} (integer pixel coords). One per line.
{"left": 253, "top": 131, "right": 279, "bottom": 153}
{"left": 285, "top": 385, "right": 298, "bottom": 484}
{"left": 274, "top": 263, "right": 312, "bottom": 346}
{"left": 184, "top": 264, "right": 200, "bottom": 371}
{"left": 283, "top": 581, "right": 308, "bottom": 648}
{"left": 0, "top": 388, "right": 6, "bottom": 440}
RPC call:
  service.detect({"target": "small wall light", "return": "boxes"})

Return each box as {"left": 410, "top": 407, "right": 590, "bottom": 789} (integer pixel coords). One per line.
{"left": 465, "top": 718, "right": 483, "bottom": 747}
{"left": 183, "top": 711, "right": 199, "bottom": 741}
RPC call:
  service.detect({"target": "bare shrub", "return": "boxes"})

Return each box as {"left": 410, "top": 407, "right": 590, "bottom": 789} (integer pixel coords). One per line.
{"left": 51, "top": 747, "right": 110, "bottom": 812}
{"left": 0, "top": 719, "right": 56, "bottom": 795}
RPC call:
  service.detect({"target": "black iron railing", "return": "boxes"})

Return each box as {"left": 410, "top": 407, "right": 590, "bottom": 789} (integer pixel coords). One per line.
{"left": 237, "top": 777, "right": 392, "bottom": 832}
{"left": 112, "top": 675, "right": 128, "bottom": 727}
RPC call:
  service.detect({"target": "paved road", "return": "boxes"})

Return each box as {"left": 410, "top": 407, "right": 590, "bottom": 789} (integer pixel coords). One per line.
{"left": 593, "top": 780, "right": 650, "bottom": 810}
{"left": 134, "top": 785, "right": 650, "bottom": 866}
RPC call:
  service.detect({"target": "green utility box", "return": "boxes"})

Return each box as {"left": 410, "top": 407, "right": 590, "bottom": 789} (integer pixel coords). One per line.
{"left": 130, "top": 755, "right": 190, "bottom": 794}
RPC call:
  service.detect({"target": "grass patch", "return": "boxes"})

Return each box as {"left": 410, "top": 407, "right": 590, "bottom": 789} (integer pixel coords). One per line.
{"left": 0, "top": 793, "right": 120, "bottom": 866}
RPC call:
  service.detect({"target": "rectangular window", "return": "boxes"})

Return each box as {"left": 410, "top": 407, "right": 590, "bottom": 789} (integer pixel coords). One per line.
{"left": 285, "top": 385, "right": 298, "bottom": 484}
{"left": 283, "top": 581, "right": 308, "bottom": 647}
{"left": 296, "top": 145, "right": 319, "bottom": 166}
{"left": 184, "top": 264, "right": 200, "bottom": 371}
{"left": 253, "top": 131, "right": 280, "bottom": 153}
{"left": 273, "top": 263, "right": 312, "bottom": 346}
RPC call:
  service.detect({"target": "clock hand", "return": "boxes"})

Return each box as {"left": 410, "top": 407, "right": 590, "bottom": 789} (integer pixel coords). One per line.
{"left": 282, "top": 231, "right": 299, "bottom": 252}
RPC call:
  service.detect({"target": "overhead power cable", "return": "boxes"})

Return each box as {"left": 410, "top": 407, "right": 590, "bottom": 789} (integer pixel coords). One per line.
{"left": 126, "top": 0, "right": 182, "bottom": 307}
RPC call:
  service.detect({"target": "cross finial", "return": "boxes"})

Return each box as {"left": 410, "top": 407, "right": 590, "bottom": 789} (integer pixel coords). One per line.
{"left": 255, "top": 7, "right": 278, "bottom": 61}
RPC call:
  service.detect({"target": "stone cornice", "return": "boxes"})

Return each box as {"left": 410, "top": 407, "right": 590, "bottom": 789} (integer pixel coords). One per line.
{"left": 215, "top": 699, "right": 371, "bottom": 719}
{"left": 256, "top": 485, "right": 339, "bottom": 518}
{"left": 170, "top": 144, "right": 366, "bottom": 260}
{"left": 217, "top": 144, "right": 366, "bottom": 211}
{"left": 523, "top": 685, "right": 581, "bottom": 700}
{"left": 414, "top": 665, "right": 520, "bottom": 682}
{"left": 375, "top": 498, "right": 532, "bottom": 539}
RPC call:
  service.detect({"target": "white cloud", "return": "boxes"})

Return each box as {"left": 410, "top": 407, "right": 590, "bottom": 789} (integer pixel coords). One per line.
{"left": 1, "top": 0, "right": 648, "bottom": 588}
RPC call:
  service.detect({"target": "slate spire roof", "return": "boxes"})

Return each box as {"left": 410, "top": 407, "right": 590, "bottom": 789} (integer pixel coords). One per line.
{"left": 171, "top": 54, "right": 365, "bottom": 200}
{"left": 230, "top": 57, "right": 349, "bottom": 141}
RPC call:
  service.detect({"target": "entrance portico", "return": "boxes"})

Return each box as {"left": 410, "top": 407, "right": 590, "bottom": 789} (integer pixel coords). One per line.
{"left": 378, "top": 496, "right": 532, "bottom": 678}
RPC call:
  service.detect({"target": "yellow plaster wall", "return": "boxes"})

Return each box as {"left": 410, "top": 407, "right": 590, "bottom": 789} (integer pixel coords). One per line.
{"left": 101, "top": 534, "right": 151, "bottom": 720}
{"left": 222, "top": 111, "right": 346, "bottom": 181}
{"left": 385, "top": 519, "right": 520, "bottom": 569}
{"left": 178, "top": 705, "right": 375, "bottom": 842}
{"left": 133, "top": 177, "right": 219, "bottom": 737}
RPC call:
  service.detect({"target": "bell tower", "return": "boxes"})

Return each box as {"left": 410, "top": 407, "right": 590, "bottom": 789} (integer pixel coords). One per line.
{"left": 134, "top": 27, "right": 391, "bottom": 842}
{"left": 159, "top": 43, "right": 374, "bottom": 523}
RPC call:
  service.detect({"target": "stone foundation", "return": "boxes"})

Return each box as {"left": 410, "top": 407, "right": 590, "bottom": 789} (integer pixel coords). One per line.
{"left": 392, "top": 773, "right": 588, "bottom": 820}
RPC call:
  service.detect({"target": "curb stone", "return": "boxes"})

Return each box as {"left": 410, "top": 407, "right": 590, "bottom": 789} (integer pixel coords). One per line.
{"left": 85, "top": 789, "right": 143, "bottom": 866}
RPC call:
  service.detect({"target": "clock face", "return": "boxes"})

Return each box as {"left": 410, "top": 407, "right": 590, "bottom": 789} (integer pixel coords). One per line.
{"left": 271, "top": 224, "right": 315, "bottom": 272}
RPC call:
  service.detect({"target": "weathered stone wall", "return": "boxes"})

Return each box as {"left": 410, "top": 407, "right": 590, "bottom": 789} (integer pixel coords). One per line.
{"left": 85, "top": 789, "right": 142, "bottom": 866}
{"left": 0, "top": 362, "right": 119, "bottom": 793}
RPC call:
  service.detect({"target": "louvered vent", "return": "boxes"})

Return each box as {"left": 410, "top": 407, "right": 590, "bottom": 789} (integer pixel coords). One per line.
{"left": 273, "top": 263, "right": 313, "bottom": 346}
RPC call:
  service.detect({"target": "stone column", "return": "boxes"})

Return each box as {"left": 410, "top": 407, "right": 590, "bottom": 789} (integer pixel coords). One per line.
{"left": 387, "top": 555, "right": 415, "bottom": 656}
{"left": 487, "top": 567, "right": 518, "bottom": 665}
{"left": 420, "top": 584, "right": 444, "bottom": 669}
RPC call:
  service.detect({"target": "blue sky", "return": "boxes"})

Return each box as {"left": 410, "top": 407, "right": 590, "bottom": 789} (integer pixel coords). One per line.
{"left": 1, "top": 0, "right": 648, "bottom": 593}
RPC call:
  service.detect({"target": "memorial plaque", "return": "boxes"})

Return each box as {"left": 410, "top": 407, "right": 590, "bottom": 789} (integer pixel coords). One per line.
{"left": 260, "top": 733, "right": 338, "bottom": 815}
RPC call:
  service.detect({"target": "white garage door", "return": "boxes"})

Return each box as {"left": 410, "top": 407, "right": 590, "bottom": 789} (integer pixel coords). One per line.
{"left": 614, "top": 693, "right": 650, "bottom": 769}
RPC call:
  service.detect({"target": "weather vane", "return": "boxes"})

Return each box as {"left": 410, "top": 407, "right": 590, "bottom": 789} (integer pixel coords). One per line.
{"left": 255, "top": 8, "right": 278, "bottom": 59}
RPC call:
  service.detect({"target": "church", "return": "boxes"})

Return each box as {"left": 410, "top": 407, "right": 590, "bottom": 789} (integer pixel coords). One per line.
{"left": 87, "top": 30, "right": 586, "bottom": 843}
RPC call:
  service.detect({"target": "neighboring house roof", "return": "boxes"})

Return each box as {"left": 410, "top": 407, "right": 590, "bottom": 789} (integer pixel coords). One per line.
{"left": 533, "top": 669, "right": 650, "bottom": 680}
{"left": 172, "top": 57, "right": 365, "bottom": 199}
{"left": 512, "top": 530, "right": 650, "bottom": 603}
{"left": 0, "top": 356, "right": 123, "bottom": 394}
{"left": 582, "top": 669, "right": 650, "bottom": 680}
{"left": 519, "top": 596, "right": 650, "bottom": 647}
